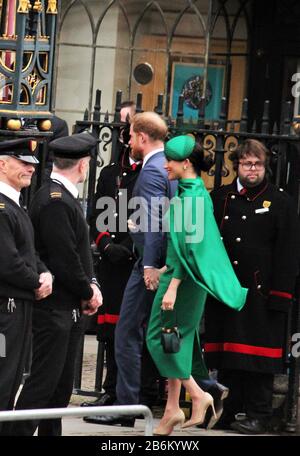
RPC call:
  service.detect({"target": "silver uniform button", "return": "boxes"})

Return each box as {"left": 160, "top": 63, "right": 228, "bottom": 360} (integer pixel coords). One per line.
{"left": 123, "top": 172, "right": 127, "bottom": 176}
{"left": 242, "top": 215, "right": 247, "bottom": 220}
{"left": 114, "top": 213, "right": 118, "bottom": 217}
{"left": 257, "top": 284, "right": 262, "bottom": 289}
{"left": 118, "top": 191, "right": 123, "bottom": 196}
{"left": 233, "top": 260, "right": 238, "bottom": 265}
{"left": 231, "top": 195, "right": 236, "bottom": 199}
{"left": 224, "top": 215, "right": 229, "bottom": 220}
{"left": 279, "top": 188, "right": 284, "bottom": 192}
{"left": 111, "top": 235, "right": 116, "bottom": 239}
{"left": 236, "top": 237, "right": 241, "bottom": 242}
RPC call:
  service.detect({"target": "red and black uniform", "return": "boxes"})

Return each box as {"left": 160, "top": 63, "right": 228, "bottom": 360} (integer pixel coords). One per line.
{"left": 89, "top": 151, "right": 143, "bottom": 401}
{"left": 91, "top": 153, "right": 141, "bottom": 340}
{"left": 204, "top": 178, "right": 300, "bottom": 422}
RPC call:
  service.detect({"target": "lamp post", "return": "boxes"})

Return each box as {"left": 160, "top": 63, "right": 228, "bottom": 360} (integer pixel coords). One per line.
{"left": 0, "top": 0, "right": 58, "bottom": 134}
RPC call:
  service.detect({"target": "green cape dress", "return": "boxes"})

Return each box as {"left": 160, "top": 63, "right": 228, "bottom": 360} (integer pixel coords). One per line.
{"left": 146, "top": 177, "right": 248, "bottom": 379}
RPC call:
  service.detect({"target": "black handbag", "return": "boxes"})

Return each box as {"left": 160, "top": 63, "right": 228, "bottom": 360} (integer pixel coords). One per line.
{"left": 160, "top": 310, "right": 181, "bottom": 354}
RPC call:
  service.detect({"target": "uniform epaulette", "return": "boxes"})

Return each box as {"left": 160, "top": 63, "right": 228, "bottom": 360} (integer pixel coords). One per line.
{"left": 50, "top": 191, "right": 62, "bottom": 199}
{"left": 0, "top": 202, "right": 5, "bottom": 210}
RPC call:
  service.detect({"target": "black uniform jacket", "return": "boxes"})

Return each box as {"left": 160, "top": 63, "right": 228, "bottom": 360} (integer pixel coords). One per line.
{"left": 90, "top": 153, "right": 142, "bottom": 339}
{"left": 0, "top": 193, "right": 47, "bottom": 301}
{"left": 29, "top": 180, "right": 94, "bottom": 310}
{"left": 204, "top": 178, "right": 300, "bottom": 374}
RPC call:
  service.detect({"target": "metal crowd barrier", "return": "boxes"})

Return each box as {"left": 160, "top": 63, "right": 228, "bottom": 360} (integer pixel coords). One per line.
{"left": 0, "top": 405, "right": 153, "bottom": 436}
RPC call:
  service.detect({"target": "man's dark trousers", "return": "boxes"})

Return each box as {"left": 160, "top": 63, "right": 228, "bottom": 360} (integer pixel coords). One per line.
{"left": 115, "top": 260, "right": 157, "bottom": 405}
{"left": 218, "top": 369, "right": 274, "bottom": 423}
{"left": 12, "top": 307, "right": 84, "bottom": 436}
{"left": 0, "top": 300, "right": 32, "bottom": 435}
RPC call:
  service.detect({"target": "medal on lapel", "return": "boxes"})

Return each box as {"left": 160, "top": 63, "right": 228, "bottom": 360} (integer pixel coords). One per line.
{"left": 256, "top": 200, "right": 271, "bottom": 214}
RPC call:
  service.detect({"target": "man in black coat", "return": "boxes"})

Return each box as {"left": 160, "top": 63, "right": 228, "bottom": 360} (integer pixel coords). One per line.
{"left": 204, "top": 139, "right": 300, "bottom": 434}
{"left": 82, "top": 102, "right": 159, "bottom": 413}
{"left": 0, "top": 138, "right": 52, "bottom": 435}
{"left": 11, "top": 133, "right": 102, "bottom": 436}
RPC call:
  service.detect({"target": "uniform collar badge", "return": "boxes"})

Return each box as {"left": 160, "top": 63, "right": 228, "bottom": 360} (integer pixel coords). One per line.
{"left": 263, "top": 200, "right": 271, "bottom": 208}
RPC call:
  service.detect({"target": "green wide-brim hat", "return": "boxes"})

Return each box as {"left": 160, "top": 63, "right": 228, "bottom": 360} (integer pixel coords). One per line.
{"left": 164, "top": 135, "right": 196, "bottom": 161}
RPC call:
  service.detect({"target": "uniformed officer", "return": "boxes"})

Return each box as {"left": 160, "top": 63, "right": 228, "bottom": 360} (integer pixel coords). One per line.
{"left": 82, "top": 102, "right": 159, "bottom": 414}
{"left": 0, "top": 138, "right": 52, "bottom": 435}
{"left": 204, "top": 139, "right": 300, "bottom": 434}
{"left": 11, "top": 132, "right": 102, "bottom": 436}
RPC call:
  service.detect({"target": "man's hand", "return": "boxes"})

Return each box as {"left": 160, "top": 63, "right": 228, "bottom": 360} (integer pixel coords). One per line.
{"left": 144, "top": 268, "right": 160, "bottom": 291}
{"left": 35, "top": 272, "right": 53, "bottom": 300}
{"left": 81, "top": 284, "right": 103, "bottom": 316}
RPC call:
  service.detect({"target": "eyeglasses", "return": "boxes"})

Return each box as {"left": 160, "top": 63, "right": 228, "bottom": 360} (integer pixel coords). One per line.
{"left": 239, "top": 161, "right": 265, "bottom": 170}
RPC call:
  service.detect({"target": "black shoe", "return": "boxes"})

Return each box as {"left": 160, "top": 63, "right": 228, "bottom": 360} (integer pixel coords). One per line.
{"left": 83, "top": 414, "right": 135, "bottom": 427}
{"left": 212, "top": 419, "right": 233, "bottom": 431}
{"left": 81, "top": 393, "right": 115, "bottom": 407}
{"left": 197, "top": 382, "right": 229, "bottom": 429}
{"left": 230, "top": 417, "right": 267, "bottom": 435}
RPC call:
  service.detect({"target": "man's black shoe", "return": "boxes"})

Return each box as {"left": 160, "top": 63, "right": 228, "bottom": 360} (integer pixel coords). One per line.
{"left": 83, "top": 414, "right": 135, "bottom": 427}
{"left": 197, "top": 382, "right": 229, "bottom": 429}
{"left": 230, "top": 417, "right": 267, "bottom": 435}
{"left": 81, "top": 393, "right": 115, "bottom": 407}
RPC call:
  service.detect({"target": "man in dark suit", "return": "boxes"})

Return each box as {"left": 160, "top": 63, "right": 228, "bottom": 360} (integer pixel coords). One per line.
{"left": 0, "top": 139, "right": 52, "bottom": 436}
{"left": 82, "top": 101, "right": 147, "bottom": 409}
{"left": 84, "top": 112, "right": 176, "bottom": 427}
{"left": 205, "top": 139, "right": 300, "bottom": 434}
{"left": 11, "top": 133, "right": 102, "bottom": 436}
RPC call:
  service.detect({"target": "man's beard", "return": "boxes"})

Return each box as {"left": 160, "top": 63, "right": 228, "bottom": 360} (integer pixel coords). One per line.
{"left": 131, "top": 148, "right": 143, "bottom": 160}
{"left": 240, "top": 174, "right": 264, "bottom": 188}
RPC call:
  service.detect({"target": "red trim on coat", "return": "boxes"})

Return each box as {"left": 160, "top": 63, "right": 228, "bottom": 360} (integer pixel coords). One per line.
{"left": 220, "top": 193, "right": 231, "bottom": 231}
{"left": 97, "top": 314, "right": 119, "bottom": 324}
{"left": 204, "top": 342, "right": 282, "bottom": 358}
{"left": 95, "top": 232, "right": 110, "bottom": 245}
{"left": 220, "top": 183, "right": 269, "bottom": 229}
{"left": 269, "top": 290, "right": 292, "bottom": 299}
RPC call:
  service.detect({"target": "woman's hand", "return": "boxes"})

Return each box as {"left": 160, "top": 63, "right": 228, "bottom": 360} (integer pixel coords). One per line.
{"left": 161, "top": 287, "right": 177, "bottom": 311}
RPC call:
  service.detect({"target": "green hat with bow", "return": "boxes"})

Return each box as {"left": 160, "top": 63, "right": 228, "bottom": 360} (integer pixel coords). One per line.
{"left": 165, "top": 135, "right": 196, "bottom": 161}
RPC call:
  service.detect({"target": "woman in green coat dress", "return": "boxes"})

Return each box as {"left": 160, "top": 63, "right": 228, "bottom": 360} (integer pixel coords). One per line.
{"left": 146, "top": 135, "right": 248, "bottom": 435}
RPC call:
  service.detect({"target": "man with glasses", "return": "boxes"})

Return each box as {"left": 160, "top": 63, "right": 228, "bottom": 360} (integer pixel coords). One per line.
{"left": 204, "top": 139, "right": 300, "bottom": 434}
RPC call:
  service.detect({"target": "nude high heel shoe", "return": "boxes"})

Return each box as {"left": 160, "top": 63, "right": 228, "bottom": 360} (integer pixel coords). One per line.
{"left": 181, "top": 392, "right": 216, "bottom": 429}
{"left": 153, "top": 409, "right": 185, "bottom": 436}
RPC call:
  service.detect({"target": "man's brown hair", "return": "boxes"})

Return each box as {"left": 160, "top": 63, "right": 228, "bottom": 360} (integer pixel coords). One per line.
{"left": 131, "top": 112, "right": 167, "bottom": 142}
{"left": 229, "top": 139, "right": 270, "bottom": 172}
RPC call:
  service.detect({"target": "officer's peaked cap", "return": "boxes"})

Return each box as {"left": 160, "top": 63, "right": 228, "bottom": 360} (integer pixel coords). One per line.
{"left": 49, "top": 132, "right": 98, "bottom": 159}
{"left": 0, "top": 137, "right": 39, "bottom": 164}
